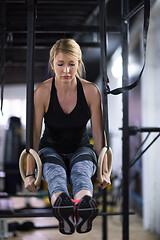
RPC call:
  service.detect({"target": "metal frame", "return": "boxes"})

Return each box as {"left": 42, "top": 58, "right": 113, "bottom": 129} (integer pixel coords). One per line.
{"left": 121, "top": 1, "right": 149, "bottom": 239}
{"left": 99, "top": 0, "right": 151, "bottom": 240}
{"left": 0, "top": 210, "right": 135, "bottom": 219}
{"left": 0, "top": 1, "right": 152, "bottom": 240}
{"left": 121, "top": 0, "right": 130, "bottom": 238}
{"left": 98, "top": 1, "right": 110, "bottom": 240}
{"left": 6, "top": 25, "right": 121, "bottom": 34}
{"left": 0, "top": 0, "right": 6, "bottom": 112}
{"left": 129, "top": 127, "right": 160, "bottom": 168}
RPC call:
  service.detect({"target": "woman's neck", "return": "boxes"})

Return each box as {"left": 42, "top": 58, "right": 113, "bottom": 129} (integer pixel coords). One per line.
{"left": 55, "top": 76, "right": 77, "bottom": 94}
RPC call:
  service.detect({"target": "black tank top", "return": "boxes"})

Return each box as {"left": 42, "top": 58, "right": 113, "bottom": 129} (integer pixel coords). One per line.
{"left": 39, "top": 77, "right": 92, "bottom": 153}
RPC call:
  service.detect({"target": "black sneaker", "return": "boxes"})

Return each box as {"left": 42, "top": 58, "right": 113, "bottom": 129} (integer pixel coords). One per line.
{"left": 76, "top": 195, "right": 98, "bottom": 233}
{"left": 52, "top": 192, "right": 75, "bottom": 235}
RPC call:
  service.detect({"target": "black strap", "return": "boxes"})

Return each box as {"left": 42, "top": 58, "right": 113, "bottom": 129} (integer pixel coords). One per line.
{"left": 99, "top": 0, "right": 110, "bottom": 147}
{"left": 26, "top": 0, "right": 36, "bottom": 152}
{"left": 106, "top": 0, "right": 150, "bottom": 95}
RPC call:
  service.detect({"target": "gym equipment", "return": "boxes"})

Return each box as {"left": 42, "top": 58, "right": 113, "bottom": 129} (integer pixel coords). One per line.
{"left": 0, "top": 197, "right": 58, "bottom": 240}
{"left": 4, "top": 117, "right": 23, "bottom": 194}
{"left": 19, "top": 145, "right": 112, "bottom": 187}
{"left": 0, "top": 194, "right": 134, "bottom": 240}
{"left": 0, "top": 0, "right": 151, "bottom": 240}
{"left": 97, "top": 147, "right": 112, "bottom": 184}
{"left": 98, "top": 0, "right": 150, "bottom": 239}
{"left": 18, "top": 0, "right": 39, "bottom": 187}
{"left": 19, "top": 149, "right": 42, "bottom": 186}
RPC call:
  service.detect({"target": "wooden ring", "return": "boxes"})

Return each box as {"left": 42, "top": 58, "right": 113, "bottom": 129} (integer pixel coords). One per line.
{"left": 97, "top": 146, "right": 112, "bottom": 184}
{"left": 19, "top": 149, "right": 42, "bottom": 186}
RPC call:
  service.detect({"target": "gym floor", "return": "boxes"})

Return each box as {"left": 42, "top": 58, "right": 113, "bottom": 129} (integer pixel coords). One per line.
{"left": 6, "top": 196, "right": 160, "bottom": 240}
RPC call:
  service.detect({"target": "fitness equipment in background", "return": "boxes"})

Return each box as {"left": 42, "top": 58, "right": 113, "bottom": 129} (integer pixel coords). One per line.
{"left": 4, "top": 117, "right": 24, "bottom": 194}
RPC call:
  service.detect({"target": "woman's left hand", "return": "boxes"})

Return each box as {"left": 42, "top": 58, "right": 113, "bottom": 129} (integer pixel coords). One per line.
{"left": 97, "top": 151, "right": 111, "bottom": 189}
{"left": 97, "top": 172, "right": 111, "bottom": 189}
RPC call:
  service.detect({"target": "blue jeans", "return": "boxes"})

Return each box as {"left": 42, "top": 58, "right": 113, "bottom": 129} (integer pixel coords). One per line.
{"left": 38, "top": 147, "right": 97, "bottom": 198}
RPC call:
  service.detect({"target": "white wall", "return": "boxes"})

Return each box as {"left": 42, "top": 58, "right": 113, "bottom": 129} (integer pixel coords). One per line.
{"left": 0, "top": 84, "right": 26, "bottom": 170}
{"left": 0, "top": 84, "right": 26, "bottom": 126}
{"left": 142, "top": 0, "right": 160, "bottom": 234}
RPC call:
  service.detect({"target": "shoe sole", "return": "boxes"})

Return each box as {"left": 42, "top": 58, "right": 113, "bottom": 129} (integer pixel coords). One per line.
{"left": 76, "top": 197, "right": 98, "bottom": 233}
{"left": 53, "top": 194, "right": 75, "bottom": 235}
{"left": 53, "top": 205, "right": 75, "bottom": 234}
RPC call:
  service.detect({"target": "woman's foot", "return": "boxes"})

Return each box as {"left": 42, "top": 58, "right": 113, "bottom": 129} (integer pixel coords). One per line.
{"left": 52, "top": 192, "right": 75, "bottom": 235}
{"left": 75, "top": 195, "right": 98, "bottom": 233}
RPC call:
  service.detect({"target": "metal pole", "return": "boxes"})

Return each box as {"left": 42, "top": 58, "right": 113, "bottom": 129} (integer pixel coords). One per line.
{"left": 26, "top": 0, "right": 36, "bottom": 151}
{"left": 99, "top": 1, "right": 110, "bottom": 240}
{"left": 0, "top": 0, "right": 6, "bottom": 113}
{"left": 121, "top": 0, "right": 129, "bottom": 239}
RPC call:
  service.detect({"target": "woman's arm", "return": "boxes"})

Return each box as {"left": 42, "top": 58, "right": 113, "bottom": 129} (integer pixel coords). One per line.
{"left": 24, "top": 83, "right": 48, "bottom": 192}
{"left": 87, "top": 83, "right": 111, "bottom": 189}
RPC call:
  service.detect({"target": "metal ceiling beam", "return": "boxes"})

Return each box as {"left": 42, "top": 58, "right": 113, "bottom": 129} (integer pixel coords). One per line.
{"left": 5, "top": 42, "right": 100, "bottom": 49}
{"left": 5, "top": 62, "right": 47, "bottom": 67}
{"left": 6, "top": 25, "right": 121, "bottom": 33}
{"left": 6, "top": 1, "right": 98, "bottom": 4}
{"left": 37, "top": 1, "right": 98, "bottom": 3}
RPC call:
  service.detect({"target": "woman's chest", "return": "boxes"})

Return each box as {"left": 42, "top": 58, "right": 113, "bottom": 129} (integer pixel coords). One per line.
{"left": 57, "top": 91, "right": 77, "bottom": 115}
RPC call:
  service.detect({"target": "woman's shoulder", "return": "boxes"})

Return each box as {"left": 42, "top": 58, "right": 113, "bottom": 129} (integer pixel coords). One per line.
{"left": 79, "top": 78, "right": 100, "bottom": 98}
{"left": 34, "top": 78, "right": 53, "bottom": 98}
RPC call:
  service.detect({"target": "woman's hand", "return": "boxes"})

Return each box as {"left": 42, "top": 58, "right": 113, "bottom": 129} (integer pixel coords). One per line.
{"left": 24, "top": 176, "right": 40, "bottom": 192}
{"left": 97, "top": 172, "right": 111, "bottom": 189}
{"left": 97, "top": 152, "right": 111, "bottom": 189}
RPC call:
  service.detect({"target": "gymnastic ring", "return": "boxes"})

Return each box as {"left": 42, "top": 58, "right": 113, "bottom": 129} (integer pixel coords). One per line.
{"left": 19, "top": 149, "right": 42, "bottom": 187}
{"left": 97, "top": 146, "right": 112, "bottom": 185}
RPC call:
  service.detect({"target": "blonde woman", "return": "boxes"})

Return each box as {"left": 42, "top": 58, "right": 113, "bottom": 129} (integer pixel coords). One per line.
{"left": 24, "top": 39, "right": 110, "bottom": 234}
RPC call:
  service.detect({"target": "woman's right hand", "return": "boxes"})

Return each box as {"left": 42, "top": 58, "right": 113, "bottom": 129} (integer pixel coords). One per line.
{"left": 24, "top": 176, "right": 40, "bottom": 192}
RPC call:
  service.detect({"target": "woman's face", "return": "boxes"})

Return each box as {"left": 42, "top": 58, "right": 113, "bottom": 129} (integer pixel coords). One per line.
{"left": 53, "top": 52, "right": 79, "bottom": 82}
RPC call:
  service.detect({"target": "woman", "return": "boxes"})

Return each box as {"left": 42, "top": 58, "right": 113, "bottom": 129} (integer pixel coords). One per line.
{"left": 24, "top": 39, "right": 111, "bottom": 234}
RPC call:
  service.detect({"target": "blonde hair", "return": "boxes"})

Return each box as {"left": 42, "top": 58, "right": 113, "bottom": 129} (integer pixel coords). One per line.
{"left": 49, "top": 38, "right": 86, "bottom": 78}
